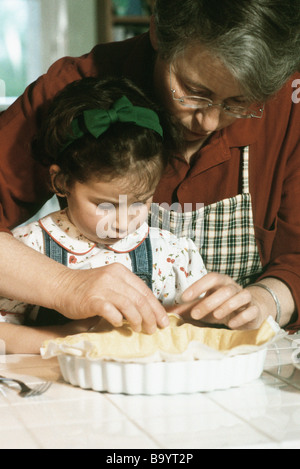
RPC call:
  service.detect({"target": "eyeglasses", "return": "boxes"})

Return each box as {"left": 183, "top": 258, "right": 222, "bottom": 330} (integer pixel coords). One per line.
{"left": 169, "top": 64, "right": 264, "bottom": 119}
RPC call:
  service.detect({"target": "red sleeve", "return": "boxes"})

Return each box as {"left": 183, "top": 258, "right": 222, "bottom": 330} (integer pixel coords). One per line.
{"left": 0, "top": 51, "right": 100, "bottom": 230}
{"left": 254, "top": 80, "right": 300, "bottom": 330}
{"left": 258, "top": 155, "right": 300, "bottom": 330}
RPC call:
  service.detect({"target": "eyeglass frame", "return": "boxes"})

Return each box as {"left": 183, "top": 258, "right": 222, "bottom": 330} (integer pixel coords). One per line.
{"left": 169, "top": 63, "right": 264, "bottom": 119}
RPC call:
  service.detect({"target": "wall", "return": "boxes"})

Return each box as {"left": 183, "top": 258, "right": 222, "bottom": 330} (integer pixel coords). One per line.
{"left": 41, "top": 0, "right": 97, "bottom": 73}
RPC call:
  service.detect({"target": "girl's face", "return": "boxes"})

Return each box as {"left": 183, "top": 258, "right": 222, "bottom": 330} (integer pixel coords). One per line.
{"left": 63, "top": 175, "right": 155, "bottom": 245}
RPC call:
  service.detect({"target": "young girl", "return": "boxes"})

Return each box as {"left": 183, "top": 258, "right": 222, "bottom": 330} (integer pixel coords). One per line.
{"left": 0, "top": 77, "right": 207, "bottom": 354}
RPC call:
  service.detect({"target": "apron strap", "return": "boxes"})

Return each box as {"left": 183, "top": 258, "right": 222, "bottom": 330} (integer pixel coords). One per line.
{"left": 242, "top": 146, "right": 250, "bottom": 194}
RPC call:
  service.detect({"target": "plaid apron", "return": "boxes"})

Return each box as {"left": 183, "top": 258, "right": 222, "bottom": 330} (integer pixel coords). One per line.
{"left": 33, "top": 230, "right": 154, "bottom": 326}
{"left": 150, "top": 146, "right": 262, "bottom": 287}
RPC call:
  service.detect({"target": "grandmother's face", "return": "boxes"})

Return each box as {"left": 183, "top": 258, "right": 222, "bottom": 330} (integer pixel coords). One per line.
{"left": 153, "top": 44, "right": 249, "bottom": 145}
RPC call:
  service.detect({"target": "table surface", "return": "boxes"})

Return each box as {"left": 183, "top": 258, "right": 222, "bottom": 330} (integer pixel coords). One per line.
{"left": 1, "top": 334, "right": 300, "bottom": 449}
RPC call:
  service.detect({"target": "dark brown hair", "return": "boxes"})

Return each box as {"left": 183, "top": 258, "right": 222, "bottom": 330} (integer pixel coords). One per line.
{"left": 32, "top": 77, "right": 182, "bottom": 196}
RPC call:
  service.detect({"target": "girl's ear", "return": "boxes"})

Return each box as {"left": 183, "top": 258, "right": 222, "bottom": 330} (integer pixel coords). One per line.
{"left": 49, "top": 165, "right": 67, "bottom": 197}
{"left": 149, "top": 15, "right": 159, "bottom": 51}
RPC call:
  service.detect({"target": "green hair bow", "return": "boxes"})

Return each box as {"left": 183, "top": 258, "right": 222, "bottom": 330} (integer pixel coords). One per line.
{"left": 62, "top": 95, "right": 163, "bottom": 151}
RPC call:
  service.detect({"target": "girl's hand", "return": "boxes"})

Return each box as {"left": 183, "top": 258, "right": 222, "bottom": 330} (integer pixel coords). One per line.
{"left": 168, "top": 272, "right": 267, "bottom": 330}
{"left": 59, "top": 317, "right": 101, "bottom": 335}
{"left": 53, "top": 262, "right": 170, "bottom": 334}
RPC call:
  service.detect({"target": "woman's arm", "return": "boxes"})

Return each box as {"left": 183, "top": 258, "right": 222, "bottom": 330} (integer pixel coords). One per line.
{"left": 170, "top": 272, "right": 296, "bottom": 330}
{"left": 245, "top": 278, "right": 295, "bottom": 329}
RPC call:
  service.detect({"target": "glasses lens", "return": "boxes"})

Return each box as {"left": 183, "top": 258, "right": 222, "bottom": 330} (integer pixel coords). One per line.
{"left": 228, "top": 106, "right": 261, "bottom": 117}
{"left": 180, "top": 96, "right": 212, "bottom": 108}
{"left": 180, "top": 98, "right": 252, "bottom": 117}
{"left": 224, "top": 106, "right": 252, "bottom": 118}
{"left": 174, "top": 92, "right": 263, "bottom": 118}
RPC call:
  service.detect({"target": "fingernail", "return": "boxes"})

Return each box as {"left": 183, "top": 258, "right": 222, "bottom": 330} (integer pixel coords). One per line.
{"left": 228, "top": 320, "right": 237, "bottom": 329}
{"left": 147, "top": 325, "right": 157, "bottom": 334}
{"left": 131, "top": 323, "right": 141, "bottom": 332}
{"left": 213, "top": 311, "right": 222, "bottom": 320}
{"left": 182, "top": 290, "right": 193, "bottom": 301}
{"left": 191, "top": 309, "right": 200, "bottom": 319}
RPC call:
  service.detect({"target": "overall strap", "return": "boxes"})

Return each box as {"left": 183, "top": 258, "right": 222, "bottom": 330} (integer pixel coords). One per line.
{"left": 129, "top": 235, "right": 153, "bottom": 291}
{"left": 43, "top": 230, "right": 68, "bottom": 265}
{"left": 35, "top": 230, "right": 70, "bottom": 326}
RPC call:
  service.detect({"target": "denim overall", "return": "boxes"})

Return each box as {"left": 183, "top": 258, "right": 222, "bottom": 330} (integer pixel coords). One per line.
{"left": 35, "top": 230, "right": 153, "bottom": 326}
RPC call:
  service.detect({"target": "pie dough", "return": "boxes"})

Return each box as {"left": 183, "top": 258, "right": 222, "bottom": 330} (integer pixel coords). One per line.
{"left": 41, "top": 314, "right": 279, "bottom": 362}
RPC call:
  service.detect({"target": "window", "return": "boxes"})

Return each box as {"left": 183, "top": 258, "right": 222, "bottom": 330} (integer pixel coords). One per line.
{"left": 0, "top": 0, "right": 98, "bottom": 220}
{"left": 0, "top": 0, "right": 42, "bottom": 99}
{"left": 0, "top": 0, "right": 97, "bottom": 109}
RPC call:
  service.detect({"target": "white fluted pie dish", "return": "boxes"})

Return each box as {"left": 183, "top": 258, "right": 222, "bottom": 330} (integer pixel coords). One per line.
{"left": 41, "top": 315, "right": 282, "bottom": 395}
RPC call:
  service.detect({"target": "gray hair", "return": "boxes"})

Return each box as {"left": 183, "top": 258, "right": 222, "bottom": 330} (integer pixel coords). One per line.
{"left": 154, "top": 0, "right": 300, "bottom": 101}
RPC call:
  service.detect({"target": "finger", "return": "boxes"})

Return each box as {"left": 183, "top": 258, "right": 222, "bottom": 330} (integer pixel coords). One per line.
{"left": 166, "top": 299, "right": 200, "bottom": 317}
{"left": 138, "top": 284, "right": 170, "bottom": 331}
{"left": 99, "top": 290, "right": 151, "bottom": 332}
{"left": 86, "top": 317, "right": 103, "bottom": 332}
{"left": 129, "top": 288, "right": 158, "bottom": 334}
{"left": 118, "top": 268, "right": 170, "bottom": 330}
{"left": 92, "top": 297, "right": 125, "bottom": 328}
{"left": 75, "top": 264, "right": 169, "bottom": 332}
{"left": 72, "top": 317, "right": 103, "bottom": 333}
{"left": 213, "top": 289, "right": 252, "bottom": 320}
{"left": 181, "top": 272, "right": 235, "bottom": 302}
{"left": 98, "top": 286, "right": 160, "bottom": 334}
{"left": 227, "top": 305, "right": 260, "bottom": 330}
{"left": 190, "top": 283, "right": 241, "bottom": 320}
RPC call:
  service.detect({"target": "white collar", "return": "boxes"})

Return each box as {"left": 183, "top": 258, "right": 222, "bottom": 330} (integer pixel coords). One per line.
{"left": 39, "top": 209, "right": 149, "bottom": 255}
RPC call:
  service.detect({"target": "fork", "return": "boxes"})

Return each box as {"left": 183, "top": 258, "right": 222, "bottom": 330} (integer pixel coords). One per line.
{"left": 0, "top": 375, "right": 52, "bottom": 398}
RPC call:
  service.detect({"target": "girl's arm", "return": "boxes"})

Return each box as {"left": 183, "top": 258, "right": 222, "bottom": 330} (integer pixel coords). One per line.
{"left": 0, "top": 318, "right": 98, "bottom": 354}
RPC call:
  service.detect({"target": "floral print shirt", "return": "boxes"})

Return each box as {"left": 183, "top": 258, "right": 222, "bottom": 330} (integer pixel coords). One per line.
{"left": 0, "top": 209, "right": 207, "bottom": 324}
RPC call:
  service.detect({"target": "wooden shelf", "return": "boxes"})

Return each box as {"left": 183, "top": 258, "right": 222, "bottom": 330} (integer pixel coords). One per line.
{"left": 97, "top": 0, "right": 152, "bottom": 43}
{"left": 112, "top": 15, "right": 150, "bottom": 25}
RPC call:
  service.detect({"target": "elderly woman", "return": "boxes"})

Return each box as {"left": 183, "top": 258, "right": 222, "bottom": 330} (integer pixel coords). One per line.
{"left": 0, "top": 0, "right": 299, "bottom": 348}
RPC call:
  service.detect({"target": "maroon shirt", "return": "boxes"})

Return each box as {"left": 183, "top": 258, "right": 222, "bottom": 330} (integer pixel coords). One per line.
{"left": 0, "top": 33, "right": 299, "bottom": 327}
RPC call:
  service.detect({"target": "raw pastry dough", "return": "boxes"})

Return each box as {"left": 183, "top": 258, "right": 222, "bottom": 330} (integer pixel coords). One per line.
{"left": 41, "top": 314, "right": 279, "bottom": 362}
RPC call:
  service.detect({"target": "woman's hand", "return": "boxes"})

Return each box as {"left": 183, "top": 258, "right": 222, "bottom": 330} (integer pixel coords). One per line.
{"left": 168, "top": 272, "right": 268, "bottom": 330}
{"left": 52, "top": 262, "right": 170, "bottom": 334}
